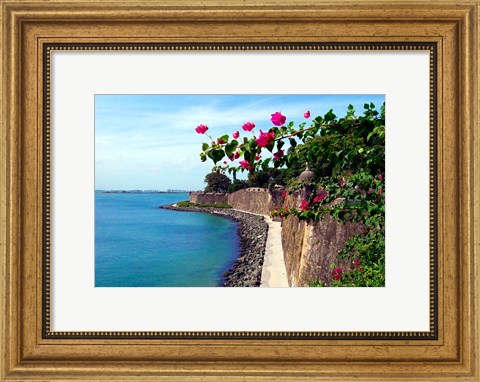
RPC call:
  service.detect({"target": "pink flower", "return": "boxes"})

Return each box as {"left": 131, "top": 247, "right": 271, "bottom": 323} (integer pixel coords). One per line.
{"left": 256, "top": 130, "right": 275, "bottom": 148}
{"left": 339, "top": 180, "right": 346, "bottom": 187}
{"left": 217, "top": 138, "right": 227, "bottom": 144}
{"left": 242, "top": 121, "right": 255, "bottom": 132}
{"left": 304, "top": 110, "right": 311, "bottom": 118}
{"left": 223, "top": 161, "right": 227, "bottom": 165}
{"left": 239, "top": 160, "right": 253, "bottom": 172}
{"left": 282, "top": 191, "right": 287, "bottom": 198}
{"left": 234, "top": 151, "right": 240, "bottom": 159}
{"left": 353, "top": 259, "right": 361, "bottom": 268}
{"left": 378, "top": 174, "right": 383, "bottom": 180}
{"left": 273, "top": 149, "right": 284, "bottom": 161}
{"left": 195, "top": 124, "right": 208, "bottom": 134}
{"left": 255, "top": 155, "right": 261, "bottom": 161}
{"left": 313, "top": 194, "right": 326, "bottom": 203}
{"left": 332, "top": 268, "right": 343, "bottom": 281}
{"left": 299, "top": 199, "right": 309, "bottom": 211}
{"left": 270, "top": 111, "right": 286, "bottom": 126}
{"left": 379, "top": 188, "right": 383, "bottom": 195}
{"left": 228, "top": 155, "right": 234, "bottom": 161}
{"left": 232, "top": 131, "right": 240, "bottom": 139}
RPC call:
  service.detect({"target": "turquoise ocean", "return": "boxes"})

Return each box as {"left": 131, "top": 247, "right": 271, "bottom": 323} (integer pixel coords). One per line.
{"left": 95, "top": 192, "right": 240, "bottom": 287}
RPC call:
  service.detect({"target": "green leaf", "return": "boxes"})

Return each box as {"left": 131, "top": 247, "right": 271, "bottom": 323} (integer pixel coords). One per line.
{"left": 202, "top": 143, "right": 209, "bottom": 151}
{"left": 225, "top": 140, "right": 238, "bottom": 156}
{"left": 324, "top": 109, "right": 336, "bottom": 122}
{"left": 212, "top": 149, "right": 225, "bottom": 164}
{"left": 219, "top": 134, "right": 229, "bottom": 143}
{"left": 277, "top": 140, "right": 285, "bottom": 150}
{"left": 200, "top": 153, "right": 207, "bottom": 162}
{"left": 262, "top": 158, "right": 271, "bottom": 171}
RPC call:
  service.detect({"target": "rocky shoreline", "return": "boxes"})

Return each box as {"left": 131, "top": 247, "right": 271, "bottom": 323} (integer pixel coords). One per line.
{"left": 160, "top": 204, "right": 268, "bottom": 287}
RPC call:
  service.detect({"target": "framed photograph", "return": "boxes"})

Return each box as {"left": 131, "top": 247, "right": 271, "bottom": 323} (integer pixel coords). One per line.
{"left": 1, "top": 0, "right": 478, "bottom": 380}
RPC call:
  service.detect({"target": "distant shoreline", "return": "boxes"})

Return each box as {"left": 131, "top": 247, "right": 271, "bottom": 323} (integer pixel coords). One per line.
{"left": 97, "top": 190, "right": 191, "bottom": 194}
{"left": 160, "top": 204, "right": 268, "bottom": 287}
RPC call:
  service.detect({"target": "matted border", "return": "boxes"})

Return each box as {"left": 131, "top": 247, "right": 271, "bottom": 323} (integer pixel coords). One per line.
{"left": 42, "top": 42, "right": 437, "bottom": 340}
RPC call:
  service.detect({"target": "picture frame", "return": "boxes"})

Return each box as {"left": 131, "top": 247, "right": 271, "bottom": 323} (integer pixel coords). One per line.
{"left": 1, "top": 0, "right": 478, "bottom": 380}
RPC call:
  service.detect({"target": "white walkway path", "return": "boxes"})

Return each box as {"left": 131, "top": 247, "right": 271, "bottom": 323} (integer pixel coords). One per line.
{"left": 260, "top": 216, "right": 289, "bottom": 287}
{"left": 232, "top": 209, "right": 289, "bottom": 287}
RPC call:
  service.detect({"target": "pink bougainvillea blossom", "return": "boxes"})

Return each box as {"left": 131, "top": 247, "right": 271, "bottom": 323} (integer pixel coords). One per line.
{"left": 273, "top": 149, "right": 284, "bottom": 161}
{"left": 234, "top": 151, "right": 240, "bottom": 159}
{"left": 332, "top": 268, "right": 343, "bottom": 281}
{"left": 378, "top": 174, "right": 383, "bottom": 180}
{"left": 299, "top": 199, "right": 309, "bottom": 211}
{"left": 217, "top": 138, "right": 227, "bottom": 144}
{"left": 223, "top": 161, "right": 227, "bottom": 165}
{"left": 255, "top": 155, "right": 261, "bottom": 161}
{"left": 239, "top": 160, "right": 253, "bottom": 172}
{"left": 304, "top": 110, "right": 311, "bottom": 118}
{"left": 379, "top": 188, "right": 383, "bottom": 196}
{"left": 313, "top": 194, "right": 326, "bottom": 203}
{"left": 270, "top": 111, "right": 286, "bottom": 126}
{"left": 242, "top": 121, "right": 255, "bottom": 132}
{"left": 339, "top": 179, "right": 346, "bottom": 187}
{"left": 195, "top": 124, "right": 208, "bottom": 134}
{"left": 282, "top": 191, "right": 287, "bottom": 198}
{"left": 256, "top": 130, "right": 275, "bottom": 147}
{"left": 353, "top": 258, "right": 361, "bottom": 268}
{"left": 232, "top": 131, "right": 240, "bottom": 139}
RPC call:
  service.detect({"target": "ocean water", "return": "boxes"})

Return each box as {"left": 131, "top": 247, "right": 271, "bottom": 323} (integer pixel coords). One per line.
{"left": 95, "top": 192, "right": 240, "bottom": 287}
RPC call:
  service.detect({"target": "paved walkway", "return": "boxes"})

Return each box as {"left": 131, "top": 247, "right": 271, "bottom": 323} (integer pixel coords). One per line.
{"left": 260, "top": 216, "right": 289, "bottom": 287}
{"left": 231, "top": 209, "right": 289, "bottom": 287}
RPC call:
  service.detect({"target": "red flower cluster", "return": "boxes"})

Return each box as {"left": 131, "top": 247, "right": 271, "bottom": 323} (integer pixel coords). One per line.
{"left": 304, "top": 110, "right": 310, "bottom": 119}
{"left": 299, "top": 199, "right": 309, "bottom": 211}
{"left": 313, "top": 194, "right": 326, "bottom": 203}
{"left": 273, "top": 149, "right": 284, "bottom": 161}
{"left": 232, "top": 131, "right": 240, "bottom": 139}
{"left": 270, "top": 111, "right": 286, "bottom": 126}
{"left": 239, "top": 159, "right": 253, "bottom": 172}
{"left": 256, "top": 130, "right": 275, "bottom": 148}
{"left": 332, "top": 268, "right": 343, "bottom": 281}
{"left": 242, "top": 121, "right": 255, "bottom": 132}
{"left": 195, "top": 124, "right": 208, "bottom": 134}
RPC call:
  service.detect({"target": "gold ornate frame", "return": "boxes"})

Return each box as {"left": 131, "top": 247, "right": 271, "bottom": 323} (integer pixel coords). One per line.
{"left": 1, "top": 0, "right": 478, "bottom": 380}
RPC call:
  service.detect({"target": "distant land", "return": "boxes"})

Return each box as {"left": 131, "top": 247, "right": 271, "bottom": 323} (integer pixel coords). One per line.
{"left": 96, "top": 189, "right": 194, "bottom": 194}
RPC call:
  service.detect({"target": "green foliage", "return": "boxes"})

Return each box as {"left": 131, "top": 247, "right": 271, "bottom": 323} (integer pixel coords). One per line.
{"left": 228, "top": 179, "right": 249, "bottom": 193}
{"left": 176, "top": 200, "right": 232, "bottom": 209}
{"left": 331, "top": 230, "right": 385, "bottom": 287}
{"left": 204, "top": 172, "right": 231, "bottom": 193}
{"left": 196, "top": 102, "right": 385, "bottom": 287}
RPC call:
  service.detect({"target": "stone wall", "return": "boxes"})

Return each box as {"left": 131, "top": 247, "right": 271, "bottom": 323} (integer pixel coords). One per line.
{"left": 190, "top": 188, "right": 285, "bottom": 215}
{"left": 281, "top": 193, "right": 367, "bottom": 286}
{"left": 189, "top": 192, "right": 228, "bottom": 204}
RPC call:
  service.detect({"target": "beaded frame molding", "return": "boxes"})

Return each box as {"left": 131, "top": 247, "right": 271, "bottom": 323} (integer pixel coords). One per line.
{"left": 43, "top": 42, "right": 437, "bottom": 340}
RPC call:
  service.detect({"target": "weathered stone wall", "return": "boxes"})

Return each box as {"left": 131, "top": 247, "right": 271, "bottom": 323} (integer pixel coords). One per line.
{"left": 227, "top": 188, "right": 272, "bottom": 215}
{"left": 189, "top": 192, "right": 228, "bottom": 204}
{"left": 190, "top": 188, "right": 285, "bottom": 215}
{"left": 281, "top": 192, "right": 367, "bottom": 286}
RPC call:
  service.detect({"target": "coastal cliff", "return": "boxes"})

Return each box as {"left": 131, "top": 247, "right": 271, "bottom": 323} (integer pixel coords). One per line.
{"left": 189, "top": 188, "right": 365, "bottom": 287}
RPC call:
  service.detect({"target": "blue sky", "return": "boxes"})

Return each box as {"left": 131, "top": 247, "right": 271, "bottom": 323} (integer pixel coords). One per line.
{"left": 95, "top": 94, "right": 385, "bottom": 190}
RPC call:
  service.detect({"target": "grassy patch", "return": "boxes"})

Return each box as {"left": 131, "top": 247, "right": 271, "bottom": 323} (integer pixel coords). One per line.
{"left": 176, "top": 201, "right": 232, "bottom": 209}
